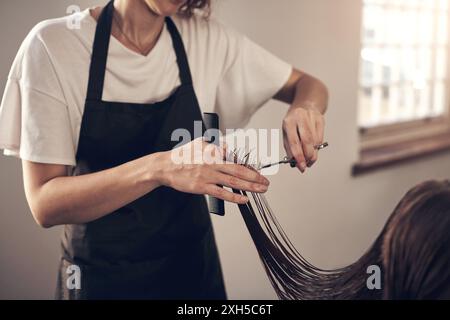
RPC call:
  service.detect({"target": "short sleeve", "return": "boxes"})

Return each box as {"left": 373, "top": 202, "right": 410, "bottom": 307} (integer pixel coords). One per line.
{"left": 215, "top": 29, "right": 292, "bottom": 128}
{"left": 0, "top": 27, "right": 76, "bottom": 166}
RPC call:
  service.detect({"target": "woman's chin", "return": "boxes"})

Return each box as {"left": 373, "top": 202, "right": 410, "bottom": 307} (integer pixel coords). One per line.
{"left": 145, "top": 0, "right": 183, "bottom": 17}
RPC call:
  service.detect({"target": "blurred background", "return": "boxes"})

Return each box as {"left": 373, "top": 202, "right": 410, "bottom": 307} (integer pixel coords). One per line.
{"left": 0, "top": 0, "right": 449, "bottom": 299}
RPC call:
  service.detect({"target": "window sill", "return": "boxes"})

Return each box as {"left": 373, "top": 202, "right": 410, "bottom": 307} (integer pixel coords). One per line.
{"left": 352, "top": 132, "right": 450, "bottom": 176}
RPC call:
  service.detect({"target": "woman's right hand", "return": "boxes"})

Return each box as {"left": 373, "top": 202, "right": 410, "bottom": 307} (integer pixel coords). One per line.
{"left": 157, "top": 139, "right": 270, "bottom": 204}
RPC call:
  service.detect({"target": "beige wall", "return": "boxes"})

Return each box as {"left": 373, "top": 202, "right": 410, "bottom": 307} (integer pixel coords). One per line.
{"left": 0, "top": 0, "right": 449, "bottom": 299}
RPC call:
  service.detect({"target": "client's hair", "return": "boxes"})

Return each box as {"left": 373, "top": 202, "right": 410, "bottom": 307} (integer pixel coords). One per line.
{"left": 381, "top": 180, "right": 450, "bottom": 300}
{"left": 230, "top": 151, "right": 450, "bottom": 300}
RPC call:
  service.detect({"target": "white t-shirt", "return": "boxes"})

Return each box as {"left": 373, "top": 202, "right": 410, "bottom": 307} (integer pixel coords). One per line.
{"left": 0, "top": 8, "right": 292, "bottom": 166}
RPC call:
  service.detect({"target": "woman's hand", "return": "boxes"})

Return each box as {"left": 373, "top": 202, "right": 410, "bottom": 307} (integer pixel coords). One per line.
{"left": 274, "top": 69, "right": 328, "bottom": 173}
{"left": 157, "top": 139, "right": 270, "bottom": 204}
{"left": 282, "top": 105, "right": 325, "bottom": 172}
{"left": 22, "top": 137, "right": 268, "bottom": 228}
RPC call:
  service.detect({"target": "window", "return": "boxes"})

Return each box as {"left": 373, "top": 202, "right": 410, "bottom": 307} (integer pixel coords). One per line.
{"left": 354, "top": 0, "right": 450, "bottom": 174}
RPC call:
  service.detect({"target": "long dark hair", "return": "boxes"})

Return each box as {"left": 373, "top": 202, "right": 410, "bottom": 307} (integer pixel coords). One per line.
{"left": 381, "top": 180, "right": 450, "bottom": 299}
{"left": 230, "top": 150, "right": 450, "bottom": 300}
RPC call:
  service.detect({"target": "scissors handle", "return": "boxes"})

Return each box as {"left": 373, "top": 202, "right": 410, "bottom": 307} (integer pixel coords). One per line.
{"left": 289, "top": 142, "right": 329, "bottom": 167}
{"left": 260, "top": 142, "right": 329, "bottom": 169}
{"left": 315, "top": 142, "right": 329, "bottom": 150}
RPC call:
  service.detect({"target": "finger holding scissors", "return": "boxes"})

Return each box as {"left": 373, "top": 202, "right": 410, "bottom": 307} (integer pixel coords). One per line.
{"left": 260, "top": 142, "right": 329, "bottom": 170}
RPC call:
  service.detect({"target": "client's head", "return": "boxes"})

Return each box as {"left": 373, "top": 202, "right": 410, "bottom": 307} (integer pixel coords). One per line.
{"left": 381, "top": 180, "right": 450, "bottom": 300}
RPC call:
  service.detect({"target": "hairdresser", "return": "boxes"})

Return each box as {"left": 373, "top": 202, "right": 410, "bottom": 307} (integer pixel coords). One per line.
{"left": 0, "top": 0, "right": 328, "bottom": 299}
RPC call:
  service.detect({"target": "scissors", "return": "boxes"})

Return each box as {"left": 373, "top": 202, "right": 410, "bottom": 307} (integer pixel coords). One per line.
{"left": 259, "top": 142, "right": 329, "bottom": 170}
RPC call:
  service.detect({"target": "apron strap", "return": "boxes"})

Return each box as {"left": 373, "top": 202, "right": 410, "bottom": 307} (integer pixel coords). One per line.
{"left": 86, "top": 0, "right": 194, "bottom": 102}
{"left": 86, "top": 0, "right": 114, "bottom": 102}
{"left": 165, "top": 17, "right": 193, "bottom": 86}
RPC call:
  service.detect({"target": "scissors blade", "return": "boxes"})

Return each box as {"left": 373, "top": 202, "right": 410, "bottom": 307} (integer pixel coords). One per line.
{"left": 259, "top": 158, "right": 295, "bottom": 170}
{"left": 259, "top": 160, "right": 286, "bottom": 170}
{"left": 259, "top": 142, "right": 329, "bottom": 170}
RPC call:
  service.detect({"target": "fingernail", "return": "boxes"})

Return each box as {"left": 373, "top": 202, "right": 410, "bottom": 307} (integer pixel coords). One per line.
{"left": 257, "top": 185, "right": 268, "bottom": 192}
{"left": 262, "top": 177, "right": 270, "bottom": 185}
{"left": 300, "top": 162, "right": 307, "bottom": 171}
{"left": 242, "top": 196, "right": 249, "bottom": 203}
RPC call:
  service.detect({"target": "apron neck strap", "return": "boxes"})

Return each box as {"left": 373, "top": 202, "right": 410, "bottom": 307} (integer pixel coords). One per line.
{"left": 165, "top": 17, "right": 194, "bottom": 86}
{"left": 86, "top": 0, "right": 193, "bottom": 102}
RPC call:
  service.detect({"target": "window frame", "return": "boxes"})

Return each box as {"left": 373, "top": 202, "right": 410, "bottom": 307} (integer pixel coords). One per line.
{"left": 353, "top": 0, "right": 450, "bottom": 175}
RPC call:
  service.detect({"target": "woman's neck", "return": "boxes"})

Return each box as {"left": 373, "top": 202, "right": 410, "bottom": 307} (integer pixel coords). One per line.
{"left": 113, "top": 0, "right": 165, "bottom": 54}
{"left": 114, "top": 0, "right": 164, "bottom": 37}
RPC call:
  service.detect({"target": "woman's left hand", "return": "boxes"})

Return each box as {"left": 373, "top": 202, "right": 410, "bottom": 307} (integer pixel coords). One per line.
{"left": 282, "top": 105, "right": 325, "bottom": 172}
{"left": 274, "top": 69, "right": 328, "bottom": 173}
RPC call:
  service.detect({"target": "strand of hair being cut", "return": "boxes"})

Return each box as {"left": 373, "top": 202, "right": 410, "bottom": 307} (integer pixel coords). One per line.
{"left": 228, "top": 150, "right": 383, "bottom": 300}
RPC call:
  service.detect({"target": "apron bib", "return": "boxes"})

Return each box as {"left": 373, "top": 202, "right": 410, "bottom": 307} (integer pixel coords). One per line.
{"left": 55, "top": 0, "right": 226, "bottom": 300}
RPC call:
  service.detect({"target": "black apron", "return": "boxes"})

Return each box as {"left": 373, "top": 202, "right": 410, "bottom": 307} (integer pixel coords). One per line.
{"left": 55, "top": 0, "right": 226, "bottom": 300}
